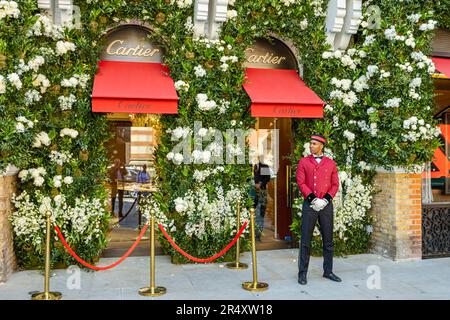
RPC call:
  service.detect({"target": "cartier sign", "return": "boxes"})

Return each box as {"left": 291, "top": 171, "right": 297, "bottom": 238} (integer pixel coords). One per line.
{"left": 100, "top": 25, "right": 163, "bottom": 63}
{"left": 244, "top": 37, "right": 298, "bottom": 70}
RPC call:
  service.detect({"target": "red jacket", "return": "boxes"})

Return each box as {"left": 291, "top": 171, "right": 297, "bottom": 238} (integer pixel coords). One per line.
{"left": 296, "top": 155, "right": 339, "bottom": 201}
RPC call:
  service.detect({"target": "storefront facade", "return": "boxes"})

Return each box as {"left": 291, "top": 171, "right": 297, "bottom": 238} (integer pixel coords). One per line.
{"left": 1, "top": 0, "right": 448, "bottom": 281}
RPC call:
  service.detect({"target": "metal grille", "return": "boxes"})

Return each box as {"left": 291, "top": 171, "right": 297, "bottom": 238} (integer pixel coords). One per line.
{"left": 422, "top": 203, "right": 450, "bottom": 258}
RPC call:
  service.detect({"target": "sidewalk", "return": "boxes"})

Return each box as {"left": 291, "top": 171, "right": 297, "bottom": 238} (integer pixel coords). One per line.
{"left": 0, "top": 249, "right": 449, "bottom": 300}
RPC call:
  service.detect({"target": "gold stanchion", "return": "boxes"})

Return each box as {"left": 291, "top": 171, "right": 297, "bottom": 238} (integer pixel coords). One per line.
{"left": 242, "top": 208, "right": 269, "bottom": 292}
{"left": 226, "top": 200, "right": 248, "bottom": 270}
{"left": 139, "top": 214, "right": 166, "bottom": 296}
{"left": 32, "top": 211, "right": 62, "bottom": 300}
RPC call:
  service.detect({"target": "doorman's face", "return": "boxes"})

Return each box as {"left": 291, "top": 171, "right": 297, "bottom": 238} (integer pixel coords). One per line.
{"left": 309, "top": 140, "right": 324, "bottom": 155}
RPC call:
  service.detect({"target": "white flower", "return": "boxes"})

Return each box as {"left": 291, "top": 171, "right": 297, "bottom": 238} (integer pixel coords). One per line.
{"left": 56, "top": 41, "right": 76, "bottom": 56}
{"left": 166, "top": 152, "right": 174, "bottom": 161}
{"left": 226, "top": 10, "right": 237, "bottom": 20}
{"left": 196, "top": 93, "right": 217, "bottom": 111}
{"left": 343, "top": 130, "right": 355, "bottom": 142}
{"left": 53, "top": 175, "right": 62, "bottom": 188}
{"left": 32, "top": 74, "right": 51, "bottom": 93}
{"left": 171, "top": 0, "right": 192, "bottom": 8}
{"left": 33, "top": 132, "right": 51, "bottom": 148}
{"left": 322, "top": 51, "right": 333, "bottom": 59}
{"left": 300, "top": 19, "right": 308, "bottom": 30}
{"left": 384, "top": 26, "right": 397, "bottom": 40}
{"left": 173, "top": 153, "right": 184, "bottom": 165}
{"left": 366, "top": 65, "right": 379, "bottom": 78}
{"left": 174, "top": 197, "right": 188, "bottom": 213}
{"left": 384, "top": 97, "right": 401, "bottom": 108}
{"left": 63, "top": 176, "right": 73, "bottom": 185}
{"left": 407, "top": 13, "right": 421, "bottom": 23}
{"left": 18, "top": 170, "right": 28, "bottom": 181}
{"left": 363, "top": 35, "right": 376, "bottom": 46}
{"left": 353, "top": 76, "right": 369, "bottom": 92}
{"left": 7, "top": 73, "right": 22, "bottom": 90}
{"left": 174, "top": 80, "right": 190, "bottom": 92}
{"left": 27, "top": 56, "right": 45, "bottom": 72}
{"left": 15, "top": 122, "right": 25, "bottom": 133}
{"left": 0, "top": 1, "right": 20, "bottom": 20}
{"left": 58, "top": 94, "right": 77, "bottom": 111}
{"left": 60, "top": 128, "right": 79, "bottom": 138}
{"left": 24, "top": 89, "right": 42, "bottom": 106}
{"left": 194, "top": 65, "right": 206, "bottom": 78}
{"left": 34, "top": 176, "right": 45, "bottom": 187}
{"left": 342, "top": 91, "right": 358, "bottom": 107}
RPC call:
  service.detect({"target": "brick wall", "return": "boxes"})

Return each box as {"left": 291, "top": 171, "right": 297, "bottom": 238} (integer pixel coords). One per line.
{"left": 370, "top": 170, "right": 422, "bottom": 261}
{"left": 0, "top": 175, "right": 17, "bottom": 282}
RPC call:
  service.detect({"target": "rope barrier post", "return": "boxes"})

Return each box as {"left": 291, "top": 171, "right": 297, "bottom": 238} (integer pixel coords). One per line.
{"left": 226, "top": 200, "right": 248, "bottom": 270}
{"left": 242, "top": 208, "right": 268, "bottom": 292}
{"left": 139, "top": 214, "right": 166, "bottom": 297}
{"left": 32, "top": 211, "right": 62, "bottom": 300}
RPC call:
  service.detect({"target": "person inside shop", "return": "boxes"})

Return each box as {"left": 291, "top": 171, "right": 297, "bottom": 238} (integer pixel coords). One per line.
{"left": 296, "top": 134, "right": 341, "bottom": 285}
{"left": 109, "top": 158, "right": 128, "bottom": 218}
{"left": 137, "top": 164, "right": 150, "bottom": 184}
{"left": 253, "top": 155, "right": 272, "bottom": 242}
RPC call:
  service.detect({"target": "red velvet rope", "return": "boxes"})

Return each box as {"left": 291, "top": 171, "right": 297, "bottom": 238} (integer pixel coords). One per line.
{"left": 158, "top": 221, "right": 248, "bottom": 263}
{"left": 54, "top": 224, "right": 149, "bottom": 271}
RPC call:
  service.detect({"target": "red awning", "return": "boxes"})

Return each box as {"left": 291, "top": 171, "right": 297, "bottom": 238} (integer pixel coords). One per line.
{"left": 432, "top": 57, "right": 450, "bottom": 78}
{"left": 92, "top": 60, "right": 178, "bottom": 114}
{"left": 243, "top": 68, "right": 325, "bottom": 118}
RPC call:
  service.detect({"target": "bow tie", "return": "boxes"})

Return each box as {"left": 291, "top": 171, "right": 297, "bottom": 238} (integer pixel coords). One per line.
{"left": 314, "top": 156, "right": 323, "bottom": 159}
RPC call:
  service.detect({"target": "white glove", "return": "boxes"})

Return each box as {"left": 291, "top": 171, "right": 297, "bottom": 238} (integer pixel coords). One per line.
{"left": 311, "top": 198, "right": 328, "bottom": 211}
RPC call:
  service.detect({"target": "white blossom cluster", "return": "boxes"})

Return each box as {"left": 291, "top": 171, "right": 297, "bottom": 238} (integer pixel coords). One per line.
{"left": 32, "top": 74, "right": 51, "bottom": 93}
{"left": 32, "top": 131, "right": 51, "bottom": 148}
{"left": 418, "top": 19, "right": 437, "bottom": 31}
{"left": 402, "top": 117, "right": 441, "bottom": 142}
{"left": 61, "top": 74, "right": 90, "bottom": 88}
{"left": 173, "top": 185, "right": 249, "bottom": 239}
{"left": 52, "top": 175, "right": 73, "bottom": 188}
{"left": 408, "top": 76, "right": 422, "bottom": 100}
{"left": 196, "top": 93, "right": 217, "bottom": 111}
{"left": 194, "top": 65, "right": 206, "bottom": 77}
{"left": 0, "top": 1, "right": 19, "bottom": 20}
{"left": 333, "top": 173, "right": 373, "bottom": 239}
{"left": 60, "top": 128, "right": 79, "bottom": 138}
{"left": 219, "top": 55, "right": 238, "bottom": 72}
{"left": 55, "top": 41, "right": 76, "bottom": 56}
{"left": 410, "top": 51, "right": 435, "bottom": 74}
{"left": 226, "top": 9, "right": 237, "bottom": 21}
{"left": 174, "top": 80, "right": 190, "bottom": 92}
{"left": 139, "top": 196, "right": 174, "bottom": 231}
{"left": 170, "top": 0, "right": 192, "bottom": 9}
{"left": 193, "top": 166, "right": 225, "bottom": 182}
{"left": 24, "top": 89, "right": 41, "bottom": 106}
{"left": 28, "top": 14, "right": 64, "bottom": 39}
{"left": 384, "top": 97, "right": 401, "bottom": 108}
{"left": 16, "top": 56, "right": 46, "bottom": 73}
{"left": 18, "top": 167, "right": 47, "bottom": 186}
{"left": 322, "top": 49, "right": 365, "bottom": 70}
{"left": 49, "top": 150, "right": 72, "bottom": 166}
{"left": 15, "top": 116, "right": 34, "bottom": 133}
{"left": 356, "top": 120, "right": 378, "bottom": 137}
{"left": 11, "top": 191, "right": 107, "bottom": 247}
{"left": 6, "top": 73, "right": 22, "bottom": 90}
{"left": 58, "top": 94, "right": 77, "bottom": 111}
{"left": 343, "top": 130, "right": 356, "bottom": 142}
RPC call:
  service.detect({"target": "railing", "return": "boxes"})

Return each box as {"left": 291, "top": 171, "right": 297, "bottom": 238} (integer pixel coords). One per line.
{"left": 422, "top": 202, "right": 450, "bottom": 258}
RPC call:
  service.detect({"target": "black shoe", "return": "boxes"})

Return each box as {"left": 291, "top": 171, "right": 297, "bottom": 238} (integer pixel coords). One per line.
{"left": 298, "top": 274, "right": 307, "bottom": 285}
{"left": 323, "top": 272, "right": 342, "bottom": 282}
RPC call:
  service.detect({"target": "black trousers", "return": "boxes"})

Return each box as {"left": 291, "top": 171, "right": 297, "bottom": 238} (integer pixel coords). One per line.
{"left": 111, "top": 189, "right": 124, "bottom": 216}
{"left": 298, "top": 201, "right": 334, "bottom": 276}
